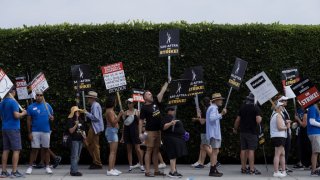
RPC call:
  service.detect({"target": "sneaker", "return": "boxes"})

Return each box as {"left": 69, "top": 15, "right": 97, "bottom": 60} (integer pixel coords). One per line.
{"left": 0, "top": 171, "right": 11, "bottom": 178}
{"left": 205, "top": 162, "right": 211, "bottom": 168}
{"left": 281, "top": 171, "right": 287, "bottom": 177}
{"left": 107, "top": 170, "right": 119, "bottom": 176}
{"left": 140, "top": 165, "right": 145, "bottom": 172}
{"left": 158, "top": 163, "right": 166, "bottom": 169}
{"left": 128, "top": 167, "right": 133, "bottom": 172}
{"left": 53, "top": 156, "right": 62, "bottom": 169}
{"left": 273, "top": 171, "right": 285, "bottom": 177}
{"left": 113, "top": 169, "right": 122, "bottom": 174}
{"left": 209, "top": 166, "right": 223, "bottom": 177}
{"left": 191, "top": 162, "right": 199, "bottom": 167}
{"left": 194, "top": 164, "right": 204, "bottom": 169}
{"left": 249, "top": 168, "right": 261, "bottom": 175}
{"left": 70, "top": 172, "right": 83, "bottom": 176}
{"left": 25, "top": 167, "right": 33, "bottom": 175}
{"left": 11, "top": 170, "right": 24, "bottom": 178}
{"left": 46, "top": 167, "right": 53, "bottom": 174}
{"left": 311, "top": 170, "right": 320, "bottom": 176}
{"left": 130, "top": 163, "right": 140, "bottom": 170}
{"left": 286, "top": 167, "right": 293, "bottom": 173}
{"left": 167, "top": 171, "right": 182, "bottom": 178}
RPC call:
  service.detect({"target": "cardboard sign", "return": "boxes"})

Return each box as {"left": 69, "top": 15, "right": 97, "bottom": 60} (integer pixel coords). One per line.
{"left": 15, "top": 76, "right": 31, "bottom": 100}
{"left": 181, "top": 66, "right": 205, "bottom": 96}
{"left": 159, "top": 29, "right": 179, "bottom": 57}
{"left": 168, "top": 79, "right": 191, "bottom": 105}
{"left": 101, "top": 62, "right": 127, "bottom": 93}
{"left": 291, "top": 78, "right": 320, "bottom": 109}
{"left": 71, "top": 64, "right": 91, "bottom": 90}
{"left": 132, "top": 89, "right": 145, "bottom": 102}
{"left": 281, "top": 68, "right": 300, "bottom": 98}
{"left": 0, "top": 69, "right": 14, "bottom": 99}
{"left": 28, "top": 72, "right": 49, "bottom": 98}
{"left": 246, "top": 71, "right": 278, "bottom": 105}
{"left": 228, "top": 58, "right": 248, "bottom": 90}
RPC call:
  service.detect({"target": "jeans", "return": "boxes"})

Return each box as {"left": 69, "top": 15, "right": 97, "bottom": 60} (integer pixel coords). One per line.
{"left": 70, "top": 141, "right": 83, "bottom": 173}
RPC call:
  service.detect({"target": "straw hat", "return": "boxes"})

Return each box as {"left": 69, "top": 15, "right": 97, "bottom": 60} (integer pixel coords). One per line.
{"left": 68, "top": 106, "right": 81, "bottom": 118}
{"left": 85, "top": 91, "right": 98, "bottom": 99}
{"left": 211, "top": 93, "right": 225, "bottom": 101}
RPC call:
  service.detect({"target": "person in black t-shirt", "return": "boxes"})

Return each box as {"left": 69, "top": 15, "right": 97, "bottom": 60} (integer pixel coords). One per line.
{"left": 67, "top": 106, "right": 86, "bottom": 176}
{"left": 233, "top": 93, "right": 262, "bottom": 175}
{"left": 161, "top": 106, "right": 187, "bottom": 178}
{"left": 139, "top": 82, "right": 168, "bottom": 177}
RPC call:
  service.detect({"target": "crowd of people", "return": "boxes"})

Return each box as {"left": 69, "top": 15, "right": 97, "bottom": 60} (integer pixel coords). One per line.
{"left": 0, "top": 80, "right": 320, "bottom": 178}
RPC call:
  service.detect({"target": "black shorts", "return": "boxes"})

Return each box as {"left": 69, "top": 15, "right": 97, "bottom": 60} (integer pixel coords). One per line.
{"left": 240, "top": 133, "right": 258, "bottom": 150}
{"left": 271, "top": 137, "right": 286, "bottom": 147}
{"left": 123, "top": 124, "right": 141, "bottom": 145}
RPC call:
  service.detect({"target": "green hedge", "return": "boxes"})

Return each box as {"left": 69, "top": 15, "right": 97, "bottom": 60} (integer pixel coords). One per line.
{"left": 0, "top": 22, "right": 320, "bottom": 165}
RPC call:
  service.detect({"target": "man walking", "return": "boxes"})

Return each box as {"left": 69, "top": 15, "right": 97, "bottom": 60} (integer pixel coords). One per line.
{"left": 26, "top": 91, "right": 54, "bottom": 175}
{"left": 139, "top": 82, "right": 168, "bottom": 177}
{"left": 233, "top": 93, "right": 262, "bottom": 175}
{"left": 0, "top": 87, "right": 27, "bottom": 177}
{"left": 206, "top": 93, "right": 227, "bottom": 177}
{"left": 307, "top": 104, "right": 320, "bottom": 176}
{"left": 84, "top": 91, "right": 104, "bottom": 169}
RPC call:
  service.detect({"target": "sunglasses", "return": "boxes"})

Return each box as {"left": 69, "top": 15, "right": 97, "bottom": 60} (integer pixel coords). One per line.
{"left": 36, "top": 94, "right": 43, "bottom": 97}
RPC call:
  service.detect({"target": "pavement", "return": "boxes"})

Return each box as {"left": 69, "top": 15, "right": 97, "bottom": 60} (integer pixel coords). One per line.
{"left": 3, "top": 164, "right": 316, "bottom": 180}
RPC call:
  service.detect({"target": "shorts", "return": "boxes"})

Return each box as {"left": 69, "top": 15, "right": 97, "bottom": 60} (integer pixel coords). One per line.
{"left": 31, "top": 132, "right": 51, "bottom": 148}
{"left": 271, "top": 137, "right": 286, "bottom": 147}
{"left": 240, "top": 133, "right": 258, "bottom": 150}
{"left": 145, "top": 131, "right": 161, "bottom": 148}
{"left": 209, "top": 138, "right": 221, "bottom": 149}
{"left": 123, "top": 125, "right": 141, "bottom": 145}
{"left": 308, "top": 135, "right": 320, "bottom": 153}
{"left": 2, "top": 130, "right": 22, "bottom": 151}
{"left": 200, "top": 133, "right": 210, "bottom": 145}
{"left": 105, "top": 127, "right": 119, "bottom": 143}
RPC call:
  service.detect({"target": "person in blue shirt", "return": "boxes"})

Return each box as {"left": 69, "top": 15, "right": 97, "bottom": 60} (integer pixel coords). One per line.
{"left": 206, "top": 93, "right": 227, "bottom": 177}
{"left": 82, "top": 91, "right": 104, "bottom": 169}
{"left": 25, "top": 91, "right": 54, "bottom": 175}
{"left": 0, "top": 87, "right": 27, "bottom": 178}
{"left": 306, "top": 103, "right": 320, "bottom": 176}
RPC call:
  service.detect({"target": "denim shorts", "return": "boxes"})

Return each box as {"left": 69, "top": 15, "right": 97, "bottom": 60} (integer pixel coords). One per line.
{"left": 105, "top": 127, "right": 119, "bottom": 143}
{"left": 2, "top": 130, "right": 22, "bottom": 151}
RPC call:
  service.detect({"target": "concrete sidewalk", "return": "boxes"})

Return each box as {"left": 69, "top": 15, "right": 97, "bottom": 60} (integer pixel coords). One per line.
{"left": 6, "top": 164, "right": 315, "bottom": 179}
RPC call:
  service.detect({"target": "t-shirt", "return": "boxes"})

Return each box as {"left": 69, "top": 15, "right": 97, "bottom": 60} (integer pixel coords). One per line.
{"left": 161, "top": 114, "right": 185, "bottom": 138}
{"left": 238, "top": 103, "right": 262, "bottom": 135}
{"left": 307, "top": 105, "right": 320, "bottom": 135}
{"left": 67, "top": 116, "right": 85, "bottom": 141}
{"left": 140, "top": 98, "right": 162, "bottom": 131}
{"left": 27, "top": 102, "right": 53, "bottom": 133}
{"left": 0, "top": 98, "right": 20, "bottom": 130}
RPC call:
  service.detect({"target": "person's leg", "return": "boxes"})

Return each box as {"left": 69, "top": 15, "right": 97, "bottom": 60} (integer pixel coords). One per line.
{"left": 153, "top": 146, "right": 160, "bottom": 172}
{"left": 248, "top": 150, "right": 255, "bottom": 171}
{"left": 92, "top": 133, "right": 102, "bottom": 166}
{"left": 240, "top": 150, "right": 247, "bottom": 170}
{"left": 210, "top": 148, "right": 219, "bottom": 166}
{"left": 29, "top": 149, "right": 39, "bottom": 166}
{"left": 280, "top": 146, "right": 286, "bottom": 172}
{"left": 145, "top": 147, "right": 153, "bottom": 174}
{"left": 12, "top": 151, "right": 20, "bottom": 172}
{"left": 43, "top": 148, "right": 50, "bottom": 166}
{"left": 311, "top": 153, "right": 318, "bottom": 172}
{"left": 1, "top": 150, "right": 9, "bottom": 172}
{"left": 285, "top": 134, "right": 291, "bottom": 165}
{"left": 108, "top": 142, "right": 118, "bottom": 170}
{"left": 70, "top": 141, "right": 78, "bottom": 173}
{"left": 134, "top": 144, "right": 143, "bottom": 165}
{"left": 273, "top": 147, "right": 281, "bottom": 172}
{"left": 48, "top": 149, "right": 56, "bottom": 159}
{"left": 127, "top": 144, "right": 133, "bottom": 166}
{"left": 158, "top": 152, "right": 165, "bottom": 164}
{"left": 86, "top": 127, "right": 94, "bottom": 162}
{"left": 199, "top": 146, "right": 206, "bottom": 165}
{"left": 169, "top": 159, "right": 176, "bottom": 173}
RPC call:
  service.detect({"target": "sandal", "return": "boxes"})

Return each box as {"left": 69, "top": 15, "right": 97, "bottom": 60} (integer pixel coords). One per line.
{"left": 250, "top": 168, "right": 261, "bottom": 175}
{"left": 145, "top": 172, "right": 155, "bottom": 177}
